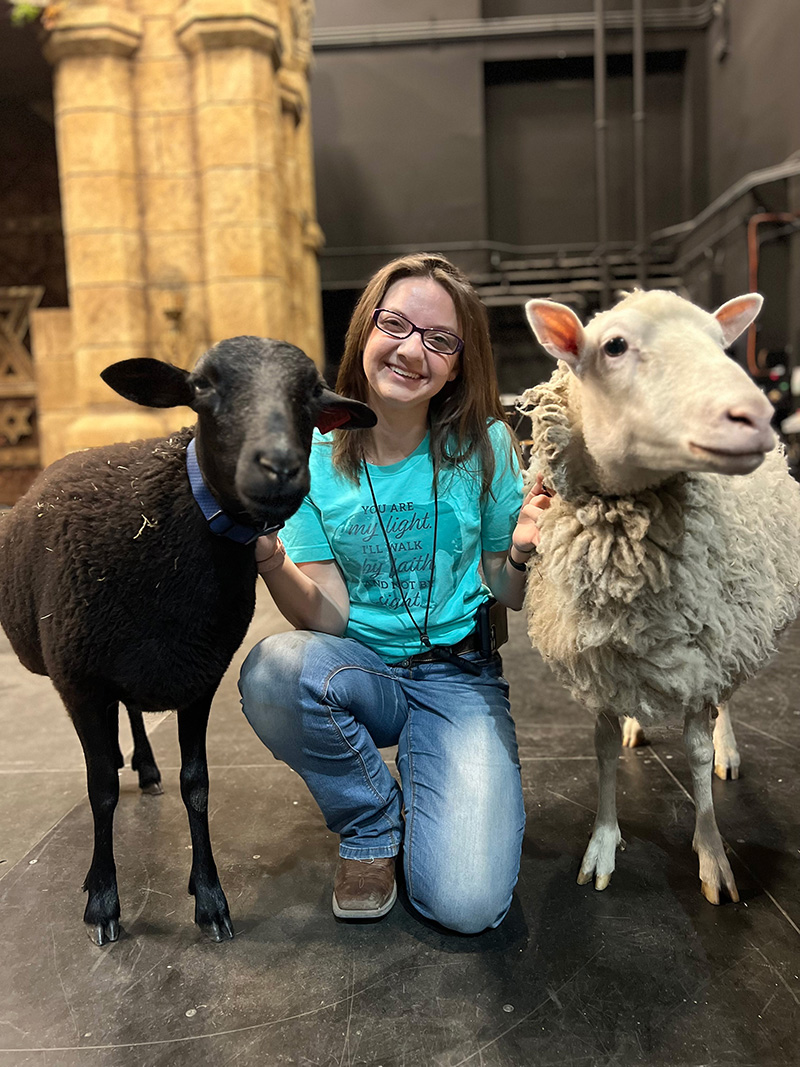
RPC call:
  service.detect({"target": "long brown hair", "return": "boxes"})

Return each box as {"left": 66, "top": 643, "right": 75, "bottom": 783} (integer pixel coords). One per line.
{"left": 332, "top": 252, "right": 518, "bottom": 497}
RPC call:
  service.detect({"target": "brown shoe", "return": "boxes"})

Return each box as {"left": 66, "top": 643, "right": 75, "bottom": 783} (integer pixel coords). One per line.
{"left": 332, "top": 856, "right": 397, "bottom": 919}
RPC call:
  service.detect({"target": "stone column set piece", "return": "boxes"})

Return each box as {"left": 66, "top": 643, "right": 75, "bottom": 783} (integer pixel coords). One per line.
{"left": 33, "top": 0, "right": 323, "bottom": 462}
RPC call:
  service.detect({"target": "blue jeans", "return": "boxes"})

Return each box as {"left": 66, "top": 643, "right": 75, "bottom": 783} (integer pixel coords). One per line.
{"left": 238, "top": 631, "right": 525, "bottom": 934}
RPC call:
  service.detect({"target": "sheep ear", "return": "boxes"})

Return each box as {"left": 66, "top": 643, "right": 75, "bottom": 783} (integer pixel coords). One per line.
{"left": 315, "top": 386, "right": 377, "bottom": 433}
{"left": 713, "top": 293, "right": 764, "bottom": 347}
{"left": 101, "top": 358, "right": 195, "bottom": 408}
{"left": 525, "top": 299, "right": 585, "bottom": 368}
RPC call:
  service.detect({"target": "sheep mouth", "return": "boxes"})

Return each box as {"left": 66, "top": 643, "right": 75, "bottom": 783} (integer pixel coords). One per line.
{"left": 688, "top": 442, "right": 767, "bottom": 471}
{"left": 241, "top": 490, "right": 306, "bottom": 526}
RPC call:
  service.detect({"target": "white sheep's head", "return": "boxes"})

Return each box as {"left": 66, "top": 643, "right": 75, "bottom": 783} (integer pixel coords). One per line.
{"left": 525, "top": 289, "right": 775, "bottom": 491}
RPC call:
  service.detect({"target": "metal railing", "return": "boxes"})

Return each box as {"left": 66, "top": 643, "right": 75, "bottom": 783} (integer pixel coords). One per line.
{"left": 312, "top": 3, "right": 715, "bottom": 50}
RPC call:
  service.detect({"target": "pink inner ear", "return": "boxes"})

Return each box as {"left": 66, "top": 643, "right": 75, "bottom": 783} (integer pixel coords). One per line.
{"left": 530, "top": 306, "right": 580, "bottom": 356}
{"left": 316, "top": 409, "right": 351, "bottom": 434}
{"left": 714, "top": 294, "right": 763, "bottom": 346}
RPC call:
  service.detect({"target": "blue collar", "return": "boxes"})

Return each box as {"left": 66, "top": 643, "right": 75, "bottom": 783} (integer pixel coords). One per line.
{"left": 186, "top": 438, "right": 283, "bottom": 545}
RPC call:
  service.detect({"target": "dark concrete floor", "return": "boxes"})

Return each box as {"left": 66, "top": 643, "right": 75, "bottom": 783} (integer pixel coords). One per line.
{"left": 1, "top": 588, "right": 799, "bottom": 1066}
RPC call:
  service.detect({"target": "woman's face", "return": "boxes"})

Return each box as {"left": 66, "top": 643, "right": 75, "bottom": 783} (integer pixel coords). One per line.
{"left": 362, "top": 277, "right": 461, "bottom": 417}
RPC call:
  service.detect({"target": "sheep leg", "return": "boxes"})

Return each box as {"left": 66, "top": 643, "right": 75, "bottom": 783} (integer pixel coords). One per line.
{"left": 177, "top": 693, "right": 234, "bottom": 942}
{"left": 109, "top": 703, "right": 124, "bottom": 770}
{"left": 684, "top": 705, "right": 739, "bottom": 905}
{"left": 622, "top": 715, "right": 647, "bottom": 748}
{"left": 712, "top": 702, "right": 740, "bottom": 781}
{"left": 127, "top": 708, "right": 163, "bottom": 795}
{"left": 578, "top": 712, "right": 625, "bottom": 891}
{"left": 71, "top": 696, "right": 122, "bottom": 945}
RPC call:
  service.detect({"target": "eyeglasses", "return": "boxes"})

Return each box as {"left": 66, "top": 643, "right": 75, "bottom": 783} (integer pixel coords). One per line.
{"left": 372, "top": 308, "right": 464, "bottom": 356}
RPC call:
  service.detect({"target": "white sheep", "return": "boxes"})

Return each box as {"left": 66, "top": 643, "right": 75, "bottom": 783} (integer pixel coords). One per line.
{"left": 517, "top": 289, "right": 800, "bottom": 905}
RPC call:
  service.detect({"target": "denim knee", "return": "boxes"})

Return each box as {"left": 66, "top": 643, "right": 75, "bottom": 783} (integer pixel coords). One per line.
{"left": 407, "top": 881, "right": 512, "bottom": 935}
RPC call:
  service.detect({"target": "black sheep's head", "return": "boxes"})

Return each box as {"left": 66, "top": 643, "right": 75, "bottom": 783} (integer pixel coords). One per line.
{"left": 101, "top": 338, "right": 376, "bottom": 526}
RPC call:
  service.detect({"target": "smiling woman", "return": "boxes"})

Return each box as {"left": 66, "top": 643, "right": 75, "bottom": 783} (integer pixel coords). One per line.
{"left": 359, "top": 277, "right": 462, "bottom": 436}
{"left": 238, "top": 252, "right": 552, "bottom": 934}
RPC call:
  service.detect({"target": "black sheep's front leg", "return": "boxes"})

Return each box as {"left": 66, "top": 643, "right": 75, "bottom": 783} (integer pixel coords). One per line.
{"left": 177, "top": 691, "right": 234, "bottom": 941}
{"left": 70, "top": 695, "right": 123, "bottom": 945}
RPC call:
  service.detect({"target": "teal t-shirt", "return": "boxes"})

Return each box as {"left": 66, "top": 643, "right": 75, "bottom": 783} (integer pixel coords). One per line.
{"left": 280, "top": 420, "right": 523, "bottom": 662}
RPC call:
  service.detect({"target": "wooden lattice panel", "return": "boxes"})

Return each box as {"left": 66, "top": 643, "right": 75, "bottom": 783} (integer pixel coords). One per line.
{"left": 0, "top": 286, "right": 43, "bottom": 503}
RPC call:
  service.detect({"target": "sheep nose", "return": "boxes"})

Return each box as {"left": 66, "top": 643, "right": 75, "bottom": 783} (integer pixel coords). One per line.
{"left": 724, "top": 405, "right": 775, "bottom": 451}
{"left": 256, "top": 452, "right": 302, "bottom": 484}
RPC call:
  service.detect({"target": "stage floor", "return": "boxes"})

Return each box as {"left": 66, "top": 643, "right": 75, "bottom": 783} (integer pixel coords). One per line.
{"left": 1, "top": 588, "right": 799, "bottom": 1066}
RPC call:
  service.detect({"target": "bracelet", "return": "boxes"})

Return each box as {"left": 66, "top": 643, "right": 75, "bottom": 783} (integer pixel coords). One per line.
{"left": 255, "top": 537, "right": 286, "bottom": 574}
{"left": 507, "top": 550, "right": 529, "bottom": 572}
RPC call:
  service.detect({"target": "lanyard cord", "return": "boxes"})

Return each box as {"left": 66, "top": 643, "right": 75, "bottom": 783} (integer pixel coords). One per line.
{"left": 363, "top": 460, "right": 438, "bottom": 649}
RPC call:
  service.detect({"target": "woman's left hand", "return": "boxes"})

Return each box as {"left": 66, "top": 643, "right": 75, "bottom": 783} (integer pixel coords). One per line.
{"left": 513, "top": 472, "right": 553, "bottom": 553}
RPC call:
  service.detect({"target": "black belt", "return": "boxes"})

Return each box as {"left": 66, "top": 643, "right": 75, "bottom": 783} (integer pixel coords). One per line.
{"left": 390, "top": 626, "right": 491, "bottom": 674}
{"left": 402, "top": 629, "right": 482, "bottom": 664}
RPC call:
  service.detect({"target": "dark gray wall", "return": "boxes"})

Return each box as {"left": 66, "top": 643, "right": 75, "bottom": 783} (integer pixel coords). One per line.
{"left": 311, "top": 1, "right": 706, "bottom": 277}
{"left": 706, "top": 0, "right": 800, "bottom": 198}
{"left": 485, "top": 52, "right": 685, "bottom": 247}
{"left": 311, "top": 1, "right": 800, "bottom": 384}
{"left": 681, "top": 0, "right": 800, "bottom": 376}
{"left": 312, "top": 46, "right": 487, "bottom": 277}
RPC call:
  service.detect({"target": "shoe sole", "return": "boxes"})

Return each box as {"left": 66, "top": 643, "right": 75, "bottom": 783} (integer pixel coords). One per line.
{"left": 332, "top": 880, "right": 397, "bottom": 920}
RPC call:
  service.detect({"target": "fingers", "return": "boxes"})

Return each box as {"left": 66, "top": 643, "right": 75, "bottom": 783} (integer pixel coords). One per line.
{"left": 524, "top": 473, "right": 554, "bottom": 507}
{"left": 254, "top": 532, "right": 279, "bottom": 563}
{"left": 522, "top": 490, "right": 552, "bottom": 511}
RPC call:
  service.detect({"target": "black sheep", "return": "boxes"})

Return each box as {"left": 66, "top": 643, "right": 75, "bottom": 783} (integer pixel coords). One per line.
{"left": 0, "top": 337, "right": 374, "bottom": 945}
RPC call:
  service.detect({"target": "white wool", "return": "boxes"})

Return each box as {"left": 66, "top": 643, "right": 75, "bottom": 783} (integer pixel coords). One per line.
{"left": 518, "top": 364, "right": 800, "bottom": 724}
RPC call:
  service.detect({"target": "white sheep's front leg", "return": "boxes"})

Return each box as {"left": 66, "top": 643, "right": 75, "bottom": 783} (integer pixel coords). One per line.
{"left": 578, "top": 712, "right": 625, "bottom": 891}
{"left": 712, "top": 702, "right": 740, "bottom": 780}
{"left": 684, "top": 705, "right": 739, "bottom": 905}
{"left": 622, "top": 715, "right": 646, "bottom": 748}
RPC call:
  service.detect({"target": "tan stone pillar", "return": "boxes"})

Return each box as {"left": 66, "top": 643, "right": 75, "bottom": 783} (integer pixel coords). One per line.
{"left": 176, "top": 0, "right": 287, "bottom": 343}
{"left": 133, "top": 0, "right": 208, "bottom": 374}
{"left": 297, "top": 102, "right": 325, "bottom": 369}
{"left": 291, "top": 0, "right": 324, "bottom": 368}
{"left": 46, "top": 5, "right": 164, "bottom": 449}
{"left": 278, "top": 66, "right": 306, "bottom": 354}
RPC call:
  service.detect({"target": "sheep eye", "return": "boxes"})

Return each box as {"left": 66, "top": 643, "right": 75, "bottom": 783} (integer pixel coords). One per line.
{"left": 602, "top": 337, "right": 628, "bottom": 357}
{"left": 192, "top": 375, "right": 214, "bottom": 395}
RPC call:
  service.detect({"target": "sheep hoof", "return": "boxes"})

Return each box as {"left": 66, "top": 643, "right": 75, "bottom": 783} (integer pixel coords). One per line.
{"left": 714, "top": 761, "right": 739, "bottom": 781}
{"left": 140, "top": 780, "right": 164, "bottom": 796}
{"left": 621, "top": 717, "right": 647, "bottom": 748}
{"left": 578, "top": 825, "right": 622, "bottom": 890}
{"left": 701, "top": 881, "right": 720, "bottom": 905}
{"left": 700, "top": 875, "right": 740, "bottom": 906}
{"left": 85, "top": 918, "right": 120, "bottom": 946}
{"left": 198, "top": 916, "right": 235, "bottom": 942}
